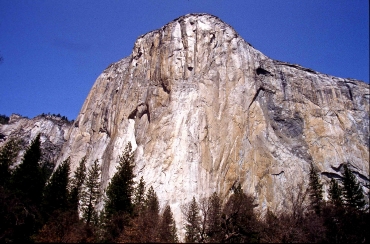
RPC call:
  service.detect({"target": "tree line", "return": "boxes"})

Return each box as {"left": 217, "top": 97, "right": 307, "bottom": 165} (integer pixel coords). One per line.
{"left": 0, "top": 134, "right": 369, "bottom": 242}
{"left": 0, "top": 113, "right": 73, "bottom": 125}
{"left": 0, "top": 114, "right": 9, "bottom": 124}
{"left": 39, "top": 113, "right": 73, "bottom": 122}
{"left": 0, "top": 135, "right": 177, "bottom": 242}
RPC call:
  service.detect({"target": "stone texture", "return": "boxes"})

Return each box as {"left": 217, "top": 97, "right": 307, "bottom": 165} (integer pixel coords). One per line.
{"left": 56, "top": 13, "right": 369, "bottom": 238}
{"left": 0, "top": 114, "right": 72, "bottom": 166}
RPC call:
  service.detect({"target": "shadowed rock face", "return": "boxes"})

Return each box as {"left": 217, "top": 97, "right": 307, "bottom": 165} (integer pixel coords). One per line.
{"left": 57, "top": 13, "right": 369, "bottom": 237}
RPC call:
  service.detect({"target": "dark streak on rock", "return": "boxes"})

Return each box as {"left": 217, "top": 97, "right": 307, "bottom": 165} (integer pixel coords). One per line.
{"left": 248, "top": 87, "right": 265, "bottom": 110}
{"left": 161, "top": 80, "right": 171, "bottom": 94}
{"left": 321, "top": 172, "right": 343, "bottom": 180}
{"left": 256, "top": 67, "right": 271, "bottom": 76}
{"left": 280, "top": 71, "right": 287, "bottom": 100}
{"left": 128, "top": 108, "right": 138, "bottom": 120}
{"left": 331, "top": 163, "right": 344, "bottom": 172}
{"left": 345, "top": 83, "right": 353, "bottom": 101}
{"left": 272, "top": 111, "right": 304, "bottom": 139}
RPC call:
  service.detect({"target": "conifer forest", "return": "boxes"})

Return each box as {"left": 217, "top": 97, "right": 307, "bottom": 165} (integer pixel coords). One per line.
{"left": 0, "top": 134, "right": 369, "bottom": 243}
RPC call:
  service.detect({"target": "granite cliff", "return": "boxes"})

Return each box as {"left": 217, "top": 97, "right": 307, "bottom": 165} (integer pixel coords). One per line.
{"left": 6, "top": 13, "right": 368, "bottom": 237}
{"left": 0, "top": 114, "right": 72, "bottom": 168}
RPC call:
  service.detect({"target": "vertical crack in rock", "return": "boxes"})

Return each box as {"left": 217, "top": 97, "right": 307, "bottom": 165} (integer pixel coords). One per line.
{"left": 345, "top": 82, "right": 354, "bottom": 101}
{"left": 280, "top": 71, "right": 287, "bottom": 101}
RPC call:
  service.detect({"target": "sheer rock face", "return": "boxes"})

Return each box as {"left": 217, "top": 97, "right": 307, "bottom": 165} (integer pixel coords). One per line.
{"left": 58, "top": 13, "right": 369, "bottom": 235}
{"left": 0, "top": 114, "right": 71, "bottom": 166}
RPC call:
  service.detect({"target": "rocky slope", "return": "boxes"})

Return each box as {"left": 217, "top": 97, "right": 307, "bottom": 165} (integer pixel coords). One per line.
{"left": 56, "top": 13, "right": 369, "bottom": 236}
{"left": 0, "top": 114, "right": 72, "bottom": 167}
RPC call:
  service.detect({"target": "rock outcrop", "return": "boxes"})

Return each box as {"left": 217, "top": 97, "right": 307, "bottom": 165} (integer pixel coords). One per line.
{"left": 56, "top": 13, "right": 369, "bottom": 237}
{"left": 0, "top": 114, "right": 72, "bottom": 167}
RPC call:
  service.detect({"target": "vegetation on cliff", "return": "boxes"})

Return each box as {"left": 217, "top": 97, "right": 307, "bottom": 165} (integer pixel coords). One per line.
{"left": 0, "top": 114, "right": 9, "bottom": 125}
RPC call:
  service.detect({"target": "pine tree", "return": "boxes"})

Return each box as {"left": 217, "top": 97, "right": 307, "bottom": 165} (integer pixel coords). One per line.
{"left": 308, "top": 163, "right": 323, "bottom": 214}
{"left": 206, "top": 192, "right": 222, "bottom": 242}
{"left": 81, "top": 159, "right": 101, "bottom": 226}
{"left": 0, "top": 137, "right": 20, "bottom": 188}
{"left": 101, "top": 143, "right": 136, "bottom": 242}
{"left": 119, "top": 185, "right": 161, "bottom": 242}
{"left": 146, "top": 186, "right": 159, "bottom": 215}
{"left": 184, "top": 196, "right": 201, "bottom": 243}
{"left": 7, "top": 134, "right": 45, "bottom": 242}
{"left": 159, "top": 205, "right": 179, "bottom": 243}
{"left": 328, "top": 178, "right": 343, "bottom": 207}
{"left": 11, "top": 134, "right": 44, "bottom": 205}
{"left": 42, "top": 157, "right": 71, "bottom": 218}
{"left": 69, "top": 156, "right": 87, "bottom": 212}
{"left": 0, "top": 157, "right": 21, "bottom": 243}
{"left": 221, "top": 184, "right": 259, "bottom": 243}
{"left": 342, "top": 164, "right": 365, "bottom": 210}
{"left": 133, "top": 176, "right": 146, "bottom": 215}
{"left": 104, "top": 142, "right": 135, "bottom": 217}
{"left": 144, "top": 186, "right": 160, "bottom": 241}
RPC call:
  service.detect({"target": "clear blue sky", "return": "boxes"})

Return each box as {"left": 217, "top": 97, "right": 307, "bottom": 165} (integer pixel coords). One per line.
{"left": 1, "top": 0, "right": 369, "bottom": 120}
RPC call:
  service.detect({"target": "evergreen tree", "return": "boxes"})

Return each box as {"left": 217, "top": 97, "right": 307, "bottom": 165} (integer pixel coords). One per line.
{"left": 133, "top": 176, "right": 146, "bottom": 214}
{"left": 144, "top": 186, "right": 160, "bottom": 241}
{"left": 206, "top": 192, "right": 222, "bottom": 242}
{"left": 102, "top": 143, "right": 136, "bottom": 243}
{"left": 69, "top": 156, "right": 87, "bottom": 212}
{"left": 81, "top": 159, "right": 101, "bottom": 226}
{"left": 145, "top": 186, "right": 159, "bottom": 217}
{"left": 342, "top": 164, "right": 365, "bottom": 210}
{"left": 159, "top": 205, "right": 179, "bottom": 243}
{"left": 42, "top": 157, "right": 71, "bottom": 218}
{"left": 7, "top": 134, "right": 45, "bottom": 242}
{"left": 36, "top": 158, "right": 91, "bottom": 243}
{"left": 0, "top": 143, "right": 24, "bottom": 244}
{"left": 328, "top": 178, "right": 343, "bottom": 207}
{"left": 221, "top": 184, "right": 259, "bottom": 243}
{"left": 184, "top": 196, "right": 201, "bottom": 243}
{"left": 119, "top": 185, "right": 161, "bottom": 242}
{"left": 11, "top": 134, "right": 44, "bottom": 205}
{"left": 0, "top": 137, "right": 20, "bottom": 188}
{"left": 308, "top": 163, "right": 323, "bottom": 214}
{"left": 104, "top": 142, "right": 135, "bottom": 217}
{"left": 0, "top": 114, "right": 9, "bottom": 124}
{"left": 116, "top": 176, "right": 147, "bottom": 242}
